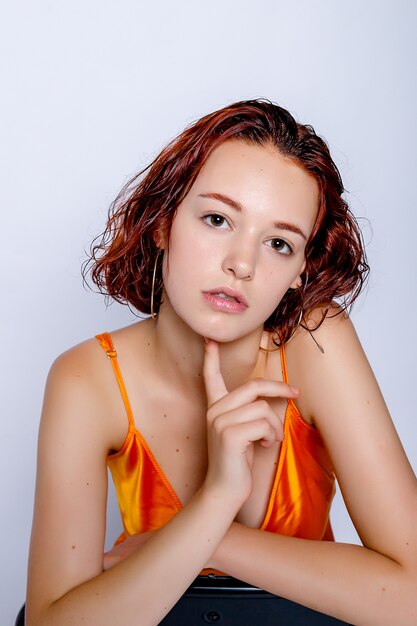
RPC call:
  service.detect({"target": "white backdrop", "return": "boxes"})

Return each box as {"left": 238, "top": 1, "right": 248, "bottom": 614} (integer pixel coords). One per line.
{"left": 1, "top": 1, "right": 416, "bottom": 622}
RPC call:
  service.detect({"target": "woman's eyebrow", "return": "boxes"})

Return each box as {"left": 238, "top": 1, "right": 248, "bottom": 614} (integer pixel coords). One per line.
{"left": 199, "top": 192, "right": 244, "bottom": 212}
{"left": 198, "top": 192, "right": 307, "bottom": 241}
{"left": 274, "top": 221, "right": 307, "bottom": 241}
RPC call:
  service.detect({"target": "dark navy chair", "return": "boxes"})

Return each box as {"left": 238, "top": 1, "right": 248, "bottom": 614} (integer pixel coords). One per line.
{"left": 14, "top": 604, "right": 25, "bottom": 626}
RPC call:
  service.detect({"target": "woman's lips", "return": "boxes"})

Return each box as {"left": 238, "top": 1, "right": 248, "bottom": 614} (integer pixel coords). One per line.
{"left": 202, "top": 288, "right": 248, "bottom": 313}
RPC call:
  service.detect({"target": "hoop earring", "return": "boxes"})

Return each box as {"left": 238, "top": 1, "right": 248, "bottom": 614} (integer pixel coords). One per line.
{"left": 150, "top": 249, "right": 162, "bottom": 320}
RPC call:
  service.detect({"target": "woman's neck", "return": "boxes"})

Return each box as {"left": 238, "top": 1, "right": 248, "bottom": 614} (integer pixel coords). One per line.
{"left": 149, "top": 297, "right": 267, "bottom": 398}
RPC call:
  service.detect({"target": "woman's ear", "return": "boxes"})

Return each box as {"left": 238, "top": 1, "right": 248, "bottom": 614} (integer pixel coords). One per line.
{"left": 153, "top": 228, "right": 167, "bottom": 250}
{"left": 290, "top": 261, "right": 306, "bottom": 290}
{"left": 290, "top": 277, "right": 303, "bottom": 290}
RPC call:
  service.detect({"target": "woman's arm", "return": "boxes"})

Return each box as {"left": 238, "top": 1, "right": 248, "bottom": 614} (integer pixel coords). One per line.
{"left": 209, "top": 313, "right": 417, "bottom": 625}
{"left": 25, "top": 343, "right": 239, "bottom": 626}
{"left": 26, "top": 339, "right": 292, "bottom": 625}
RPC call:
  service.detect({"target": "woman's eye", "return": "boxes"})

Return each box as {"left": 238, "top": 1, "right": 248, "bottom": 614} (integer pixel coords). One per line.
{"left": 203, "top": 214, "right": 229, "bottom": 229}
{"left": 267, "top": 238, "right": 292, "bottom": 255}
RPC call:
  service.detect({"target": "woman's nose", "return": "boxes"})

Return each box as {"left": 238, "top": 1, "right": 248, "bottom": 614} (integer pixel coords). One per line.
{"left": 221, "top": 243, "right": 256, "bottom": 281}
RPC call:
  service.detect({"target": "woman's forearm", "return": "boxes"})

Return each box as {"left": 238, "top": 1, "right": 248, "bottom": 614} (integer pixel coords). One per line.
{"left": 28, "top": 488, "right": 235, "bottom": 626}
{"left": 212, "top": 523, "right": 417, "bottom": 626}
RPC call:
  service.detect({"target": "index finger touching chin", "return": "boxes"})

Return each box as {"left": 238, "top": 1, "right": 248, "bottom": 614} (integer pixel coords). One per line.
{"left": 203, "top": 339, "right": 228, "bottom": 406}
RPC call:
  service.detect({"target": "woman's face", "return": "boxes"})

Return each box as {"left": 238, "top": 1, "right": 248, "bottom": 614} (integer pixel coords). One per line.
{"left": 161, "top": 139, "right": 319, "bottom": 342}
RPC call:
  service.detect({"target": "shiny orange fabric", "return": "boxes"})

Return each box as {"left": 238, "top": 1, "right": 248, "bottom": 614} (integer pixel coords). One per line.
{"left": 96, "top": 333, "right": 335, "bottom": 548}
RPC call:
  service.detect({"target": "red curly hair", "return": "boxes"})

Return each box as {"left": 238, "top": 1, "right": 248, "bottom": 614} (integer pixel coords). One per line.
{"left": 85, "top": 99, "right": 368, "bottom": 345}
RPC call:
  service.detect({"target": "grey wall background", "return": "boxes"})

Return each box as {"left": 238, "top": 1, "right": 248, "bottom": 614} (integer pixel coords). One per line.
{"left": 1, "top": 0, "right": 416, "bottom": 621}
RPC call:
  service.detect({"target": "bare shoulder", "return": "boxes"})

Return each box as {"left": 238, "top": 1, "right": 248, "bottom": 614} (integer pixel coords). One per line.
{"left": 284, "top": 304, "right": 370, "bottom": 423}
{"left": 27, "top": 331, "right": 132, "bottom": 614}
{"left": 27, "top": 323, "right": 151, "bottom": 613}
{"left": 40, "top": 339, "right": 108, "bottom": 458}
{"left": 50, "top": 319, "right": 149, "bottom": 377}
{"left": 284, "top": 309, "right": 417, "bottom": 569}
{"left": 43, "top": 321, "right": 148, "bottom": 452}
{"left": 287, "top": 303, "right": 362, "bottom": 367}
{"left": 49, "top": 334, "right": 107, "bottom": 385}
{"left": 46, "top": 335, "right": 112, "bottom": 415}
{"left": 36, "top": 332, "right": 116, "bottom": 486}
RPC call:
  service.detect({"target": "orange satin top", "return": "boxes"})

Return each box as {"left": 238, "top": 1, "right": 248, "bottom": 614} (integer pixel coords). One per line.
{"left": 96, "top": 332, "right": 335, "bottom": 548}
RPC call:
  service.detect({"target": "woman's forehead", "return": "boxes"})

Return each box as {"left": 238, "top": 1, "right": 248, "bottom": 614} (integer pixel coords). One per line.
{"left": 188, "top": 140, "right": 319, "bottom": 232}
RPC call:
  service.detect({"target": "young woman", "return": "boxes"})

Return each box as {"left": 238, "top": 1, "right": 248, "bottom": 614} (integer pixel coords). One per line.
{"left": 26, "top": 100, "right": 417, "bottom": 625}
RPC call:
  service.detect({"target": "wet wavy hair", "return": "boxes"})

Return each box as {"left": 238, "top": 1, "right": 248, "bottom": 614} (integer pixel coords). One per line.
{"left": 84, "top": 99, "right": 369, "bottom": 345}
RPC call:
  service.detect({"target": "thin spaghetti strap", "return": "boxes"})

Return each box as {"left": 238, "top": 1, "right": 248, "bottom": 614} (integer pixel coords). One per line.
{"left": 95, "top": 332, "right": 136, "bottom": 429}
{"left": 279, "top": 344, "right": 289, "bottom": 384}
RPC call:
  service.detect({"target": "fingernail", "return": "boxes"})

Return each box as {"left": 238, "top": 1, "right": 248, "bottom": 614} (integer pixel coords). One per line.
{"left": 203, "top": 337, "right": 210, "bottom": 345}
{"left": 291, "top": 386, "right": 300, "bottom": 395}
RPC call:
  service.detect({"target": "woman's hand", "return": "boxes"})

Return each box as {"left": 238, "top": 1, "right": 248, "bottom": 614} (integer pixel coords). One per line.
{"left": 103, "top": 531, "right": 155, "bottom": 570}
{"left": 202, "top": 339, "right": 299, "bottom": 509}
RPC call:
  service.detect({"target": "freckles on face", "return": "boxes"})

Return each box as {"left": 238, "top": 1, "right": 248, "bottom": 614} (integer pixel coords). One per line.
{"left": 160, "top": 140, "right": 319, "bottom": 340}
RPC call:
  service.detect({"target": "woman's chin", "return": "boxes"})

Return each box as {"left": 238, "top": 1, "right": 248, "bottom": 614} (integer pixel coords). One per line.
{"left": 196, "top": 324, "right": 263, "bottom": 345}
{"left": 163, "top": 302, "right": 265, "bottom": 344}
